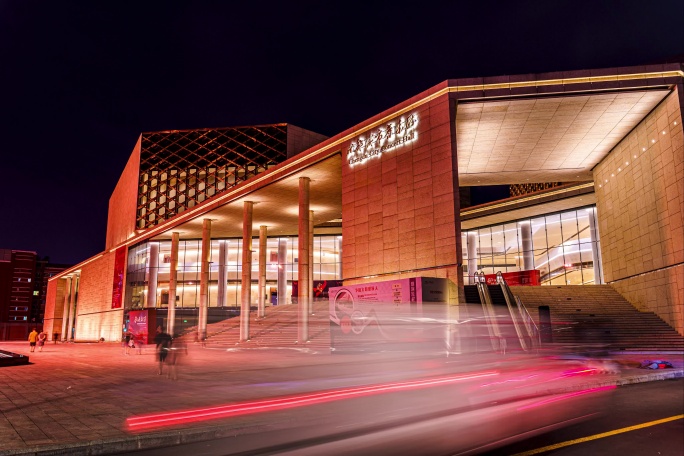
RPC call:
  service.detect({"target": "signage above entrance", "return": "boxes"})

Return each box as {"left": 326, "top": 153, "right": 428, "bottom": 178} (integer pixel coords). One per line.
{"left": 347, "top": 113, "right": 419, "bottom": 166}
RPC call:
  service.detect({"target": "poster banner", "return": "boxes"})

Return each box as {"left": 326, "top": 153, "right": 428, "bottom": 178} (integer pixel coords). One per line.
{"left": 111, "top": 246, "right": 126, "bottom": 309}
{"left": 483, "top": 270, "right": 541, "bottom": 286}
{"left": 127, "top": 309, "right": 156, "bottom": 344}
{"left": 328, "top": 277, "right": 449, "bottom": 352}
{"left": 292, "top": 280, "right": 343, "bottom": 302}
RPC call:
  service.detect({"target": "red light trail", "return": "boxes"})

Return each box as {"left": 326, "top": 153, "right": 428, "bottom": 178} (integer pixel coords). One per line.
{"left": 126, "top": 371, "right": 498, "bottom": 431}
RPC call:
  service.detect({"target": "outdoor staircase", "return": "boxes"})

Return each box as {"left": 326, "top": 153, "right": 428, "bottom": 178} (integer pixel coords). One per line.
{"left": 510, "top": 285, "right": 684, "bottom": 352}
{"left": 179, "top": 301, "right": 331, "bottom": 352}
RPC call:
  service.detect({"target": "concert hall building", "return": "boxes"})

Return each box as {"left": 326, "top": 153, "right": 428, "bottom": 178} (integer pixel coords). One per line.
{"left": 43, "top": 63, "right": 684, "bottom": 342}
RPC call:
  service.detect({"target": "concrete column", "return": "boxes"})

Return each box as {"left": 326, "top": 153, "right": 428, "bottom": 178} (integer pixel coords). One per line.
{"left": 519, "top": 221, "right": 534, "bottom": 271}
{"left": 198, "top": 219, "right": 211, "bottom": 341}
{"left": 66, "top": 275, "right": 78, "bottom": 341}
{"left": 277, "top": 239, "right": 287, "bottom": 306}
{"left": 60, "top": 277, "right": 72, "bottom": 340}
{"left": 240, "top": 202, "right": 254, "bottom": 342}
{"left": 337, "top": 237, "right": 343, "bottom": 278}
{"left": 587, "top": 208, "right": 603, "bottom": 284}
{"left": 466, "top": 231, "right": 478, "bottom": 284}
{"left": 298, "top": 177, "right": 310, "bottom": 343}
{"left": 147, "top": 242, "right": 159, "bottom": 308}
{"left": 217, "top": 240, "right": 228, "bottom": 308}
{"left": 308, "top": 210, "right": 314, "bottom": 315}
{"left": 167, "top": 232, "right": 179, "bottom": 336}
{"left": 258, "top": 225, "right": 267, "bottom": 318}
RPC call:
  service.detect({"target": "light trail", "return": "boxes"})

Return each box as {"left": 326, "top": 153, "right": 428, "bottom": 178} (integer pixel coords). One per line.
{"left": 126, "top": 371, "right": 498, "bottom": 431}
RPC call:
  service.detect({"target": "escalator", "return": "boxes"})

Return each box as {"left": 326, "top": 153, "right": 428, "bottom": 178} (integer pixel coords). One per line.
{"left": 465, "top": 273, "right": 540, "bottom": 353}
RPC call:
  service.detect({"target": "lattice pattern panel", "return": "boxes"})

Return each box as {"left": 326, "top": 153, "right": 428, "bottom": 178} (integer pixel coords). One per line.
{"left": 138, "top": 125, "right": 289, "bottom": 229}
{"left": 509, "top": 182, "right": 565, "bottom": 198}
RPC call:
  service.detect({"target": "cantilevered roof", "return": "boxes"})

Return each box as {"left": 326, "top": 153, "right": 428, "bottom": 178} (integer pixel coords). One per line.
{"left": 456, "top": 89, "right": 669, "bottom": 185}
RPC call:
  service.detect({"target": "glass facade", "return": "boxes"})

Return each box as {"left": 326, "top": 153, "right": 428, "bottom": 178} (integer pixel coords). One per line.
{"left": 125, "top": 235, "right": 342, "bottom": 310}
{"left": 463, "top": 206, "right": 602, "bottom": 286}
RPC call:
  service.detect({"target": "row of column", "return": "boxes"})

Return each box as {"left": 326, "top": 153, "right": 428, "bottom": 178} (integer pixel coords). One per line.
{"left": 60, "top": 274, "right": 79, "bottom": 341}
{"left": 157, "top": 177, "right": 316, "bottom": 343}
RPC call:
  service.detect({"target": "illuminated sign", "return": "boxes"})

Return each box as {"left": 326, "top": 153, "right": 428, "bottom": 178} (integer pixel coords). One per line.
{"left": 347, "top": 113, "right": 418, "bottom": 166}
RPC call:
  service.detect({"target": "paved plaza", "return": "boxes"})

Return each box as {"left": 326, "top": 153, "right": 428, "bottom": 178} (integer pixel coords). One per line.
{"left": 0, "top": 341, "right": 682, "bottom": 456}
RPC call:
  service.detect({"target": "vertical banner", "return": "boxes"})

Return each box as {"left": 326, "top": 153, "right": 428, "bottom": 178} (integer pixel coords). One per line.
{"left": 111, "top": 246, "right": 126, "bottom": 309}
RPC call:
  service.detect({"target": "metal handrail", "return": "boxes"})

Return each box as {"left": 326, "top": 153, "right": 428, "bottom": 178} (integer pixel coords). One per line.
{"left": 496, "top": 272, "right": 529, "bottom": 351}
{"left": 475, "top": 272, "right": 502, "bottom": 351}
{"left": 515, "top": 295, "right": 541, "bottom": 349}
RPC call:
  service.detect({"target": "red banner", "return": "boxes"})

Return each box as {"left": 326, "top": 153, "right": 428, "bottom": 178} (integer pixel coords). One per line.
{"left": 111, "top": 246, "right": 126, "bottom": 308}
{"left": 484, "top": 270, "right": 540, "bottom": 286}
{"left": 127, "top": 309, "right": 157, "bottom": 344}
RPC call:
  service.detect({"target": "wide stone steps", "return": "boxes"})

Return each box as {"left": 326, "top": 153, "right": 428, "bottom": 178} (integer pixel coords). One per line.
{"left": 180, "top": 302, "right": 331, "bottom": 352}
{"left": 511, "top": 285, "right": 684, "bottom": 351}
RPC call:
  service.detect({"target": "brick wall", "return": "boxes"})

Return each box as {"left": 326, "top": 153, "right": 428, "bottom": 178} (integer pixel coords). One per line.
{"left": 594, "top": 86, "right": 684, "bottom": 334}
{"left": 74, "top": 252, "right": 124, "bottom": 341}
{"left": 106, "top": 136, "right": 141, "bottom": 250}
{"left": 341, "top": 93, "right": 462, "bottom": 288}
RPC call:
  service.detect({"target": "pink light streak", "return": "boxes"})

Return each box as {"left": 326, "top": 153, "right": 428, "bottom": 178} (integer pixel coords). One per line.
{"left": 126, "top": 371, "right": 498, "bottom": 431}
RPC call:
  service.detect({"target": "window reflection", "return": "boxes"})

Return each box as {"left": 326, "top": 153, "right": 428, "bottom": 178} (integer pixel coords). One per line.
{"left": 463, "top": 206, "right": 602, "bottom": 285}
{"left": 125, "top": 235, "right": 342, "bottom": 310}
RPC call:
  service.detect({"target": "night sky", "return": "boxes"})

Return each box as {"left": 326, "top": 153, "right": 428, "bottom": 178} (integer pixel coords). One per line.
{"left": 1, "top": 1, "right": 682, "bottom": 265}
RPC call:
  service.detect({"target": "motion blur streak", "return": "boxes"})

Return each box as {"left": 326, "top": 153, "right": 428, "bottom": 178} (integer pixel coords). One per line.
{"left": 516, "top": 385, "right": 616, "bottom": 411}
{"left": 126, "top": 371, "right": 499, "bottom": 431}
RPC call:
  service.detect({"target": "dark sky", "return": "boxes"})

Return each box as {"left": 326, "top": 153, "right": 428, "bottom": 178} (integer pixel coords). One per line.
{"left": 1, "top": 0, "right": 682, "bottom": 265}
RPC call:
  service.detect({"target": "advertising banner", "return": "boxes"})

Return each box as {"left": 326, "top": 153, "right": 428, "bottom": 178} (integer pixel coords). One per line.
{"left": 483, "top": 270, "right": 541, "bottom": 286}
{"left": 111, "top": 246, "right": 126, "bottom": 309}
{"left": 292, "top": 280, "right": 344, "bottom": 302}
{"left": 328, "top": 277, "right": 450, "bottom": 352}
{"left": 127, "top": 309, "right": 157, "bottom": 345}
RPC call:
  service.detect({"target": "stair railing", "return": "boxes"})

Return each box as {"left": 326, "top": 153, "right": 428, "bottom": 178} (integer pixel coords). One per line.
{"left": 475, "top": 272, "right": 502, "bottom": 352}
{"left": 496, "top": 272, "right": 531, "bottom": 351}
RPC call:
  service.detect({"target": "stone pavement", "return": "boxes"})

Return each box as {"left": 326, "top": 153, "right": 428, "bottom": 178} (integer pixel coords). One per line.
{"left": 0, "top": 341, "right": 681, "bottom": 456}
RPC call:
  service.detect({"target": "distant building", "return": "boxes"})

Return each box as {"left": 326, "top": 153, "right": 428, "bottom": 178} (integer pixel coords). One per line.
{"left": 0, "top": 249, "right": 70, "bottom": 340}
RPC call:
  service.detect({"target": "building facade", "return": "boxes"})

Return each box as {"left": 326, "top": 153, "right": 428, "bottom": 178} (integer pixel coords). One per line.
{"left": 44, "top": 64, "right": 684, "bottom": 342}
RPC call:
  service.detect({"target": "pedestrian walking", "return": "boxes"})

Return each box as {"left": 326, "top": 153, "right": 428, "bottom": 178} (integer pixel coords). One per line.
{"left": 124, "top": 333, "right": 131, "bottom": 354}
{"left": 28, "top": 328, "right": 39, "bottom": 352}
{"left": 154, "top": 326, "right": 172, "bottom": 375}
{"left": 37, "top": 331, "right": 47, "bottom": 352}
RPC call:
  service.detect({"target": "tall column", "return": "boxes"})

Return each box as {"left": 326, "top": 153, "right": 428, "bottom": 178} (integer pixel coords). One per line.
{"left": 258, "top": 225, "right": 267, "bottom": 318}
{"left": 167, "top": 232, "right": 179, "bottom": 336}
{"left": 308, "top": 210, "right": 314, "bottom": 315}
{"left": 60, "top": 276, "right": 72, "bottom": 340}
{"left": 217, "top": 240, "right": 228, "bottom": 308}
{"left": 66, "top": 275, "right": 78, "bottom": 341}
{"left": 240, "top": 202, "right": 254, "bottom": 342}
{"left": 337, "top": 236, "right": 343, "bottom": 278}
{"left": 147, "top": 242, "right": 160, "bottom": 308}
{"left": 277, "top": 239, "right": 287, "bottom": 306}
{"left": 519, "top": 221, "right": 534, "bottom": 271}
{"left": 466, "top": 231, "right": 478, "bottom": 284}
{"left": 587, "top": 208, "right": 603, "bottom": 284}
{"left": 298, "top": 177, "right": 311, "bottom": 343}
{"left": 198, "top": 219, "right": 211, "bottom": 342}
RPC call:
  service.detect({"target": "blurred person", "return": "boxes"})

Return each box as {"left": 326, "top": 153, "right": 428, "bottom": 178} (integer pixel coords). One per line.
{"left": 154, "top": 326, "right": 172, "bottom": 375}
{"left": 28, "top": 328, "right": 38, "bottom": 352}
{"left": 37, "top": 331, "right": 47, "bottom": 352}
{"left": 167, "top": 335, "right": 188, "bottom": 380}
{"left": 124, "top": 332, "right": 131, "bottom": 355}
